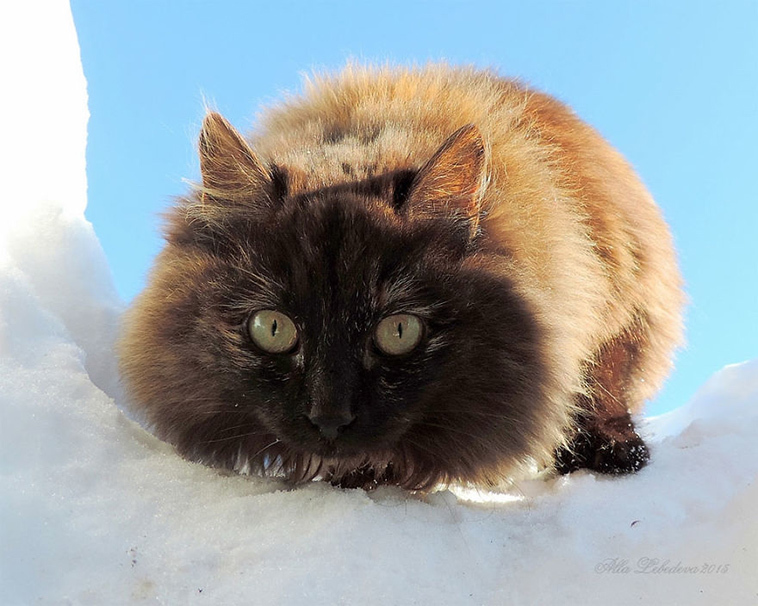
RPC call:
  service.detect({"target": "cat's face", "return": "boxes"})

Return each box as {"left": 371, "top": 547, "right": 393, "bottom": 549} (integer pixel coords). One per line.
{"left": 195, "top": 189, "right": 475, "bottom": 458}
{"left": 164, "top": 185, "right": 546, "bottom": 487}
{"left": 122, "top": 114, "right": 549, "bottom": 488}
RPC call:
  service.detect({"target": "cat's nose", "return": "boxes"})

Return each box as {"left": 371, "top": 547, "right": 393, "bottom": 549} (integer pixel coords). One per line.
{"left": 306, "top": 412, "right": 355, "bottom": 440}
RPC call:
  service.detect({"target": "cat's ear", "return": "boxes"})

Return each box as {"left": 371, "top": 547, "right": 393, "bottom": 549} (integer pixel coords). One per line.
{"left": 174, "top": 113, "right": 280, "bottom": 248}
{"left": 198, "top": 112, "right": 272, "bottom": 205}
{"left": 405, "top": 124, "right": 487, "bottom": 238}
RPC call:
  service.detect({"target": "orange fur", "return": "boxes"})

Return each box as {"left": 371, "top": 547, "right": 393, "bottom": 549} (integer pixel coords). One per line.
{"left": 119, "top": 64, "right": 684, "bottom": 487}
{"left": 252, "top": 63, "right": 684, "bottom": 452}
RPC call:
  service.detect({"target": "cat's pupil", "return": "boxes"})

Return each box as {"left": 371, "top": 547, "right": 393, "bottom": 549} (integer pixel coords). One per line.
{"left": 271, "top": 319, "right": 278, "bottom": 337}
{"left": 397, "top": 322, "right": 403, "bottom": 339}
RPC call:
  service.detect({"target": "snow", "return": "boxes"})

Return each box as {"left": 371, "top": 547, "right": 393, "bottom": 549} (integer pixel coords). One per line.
{"left": 1, "top": 2, "right": 756, "bottom": 605}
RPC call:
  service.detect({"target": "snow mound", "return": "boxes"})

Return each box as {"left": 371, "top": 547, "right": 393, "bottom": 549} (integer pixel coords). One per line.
{"left": 1, "top": 3, "right": 756, "bottom": 604}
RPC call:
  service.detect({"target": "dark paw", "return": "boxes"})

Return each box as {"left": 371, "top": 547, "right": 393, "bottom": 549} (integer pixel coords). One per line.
{"left": 555, "top": 428, "right": 650, "bottom": 475}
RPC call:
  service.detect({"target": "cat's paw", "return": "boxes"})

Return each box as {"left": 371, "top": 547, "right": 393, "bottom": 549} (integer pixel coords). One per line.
{"left": 554, "top": 429, "right": 650, "bottom": 475}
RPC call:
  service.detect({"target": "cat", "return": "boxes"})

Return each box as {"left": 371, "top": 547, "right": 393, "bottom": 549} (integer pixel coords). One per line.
{"left": 118, "top": 64, "right": 684, "bottom": 490}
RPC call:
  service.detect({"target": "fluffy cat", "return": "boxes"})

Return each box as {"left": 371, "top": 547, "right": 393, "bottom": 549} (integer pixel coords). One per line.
{"left": 118, "top": 64, "right": 684, "bottom": 490}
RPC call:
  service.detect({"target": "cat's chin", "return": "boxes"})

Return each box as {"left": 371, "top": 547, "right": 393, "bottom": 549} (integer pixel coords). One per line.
{"left": 294, "top": 438, "right": 389, "bottom": 461}
{"left": 271, "top": 416, "right": 409, "bottom": 461}
{"left": 276, "top": 429, "right": 400, "bottom": 464}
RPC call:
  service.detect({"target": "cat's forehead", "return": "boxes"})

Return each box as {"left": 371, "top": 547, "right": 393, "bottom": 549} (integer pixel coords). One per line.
{"left": 272, "top": 192, "right": 412, "bottom": 279}
{"left": 285, "top": 168, "right": 415, "bottom": 213}
{"left": 241, "top": 190, "right": 446, "bottom": 311}
{"left": 273, "top": 179, "right": 408, "bottom": 251}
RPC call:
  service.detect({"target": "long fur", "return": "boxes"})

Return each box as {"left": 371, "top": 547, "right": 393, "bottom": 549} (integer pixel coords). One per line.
{"left": 118, "top": 64, "right": 684, "bottom": 490}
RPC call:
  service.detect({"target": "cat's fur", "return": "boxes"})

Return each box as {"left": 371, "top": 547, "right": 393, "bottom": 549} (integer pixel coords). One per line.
{"left": 118, "top": 64, "right": 684, "bottom": 490}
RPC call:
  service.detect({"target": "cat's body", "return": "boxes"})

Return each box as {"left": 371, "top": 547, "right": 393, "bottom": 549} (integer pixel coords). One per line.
{"left": 119, "top": 65, "right": 684, "bottom": 489}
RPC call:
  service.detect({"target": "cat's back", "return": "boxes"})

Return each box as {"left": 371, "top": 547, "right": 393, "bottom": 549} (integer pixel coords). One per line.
{"left": 252, "top": 64, "right": 527, "bottom": 191}
{"left": 252, "top": 63, "right": 683, "bottom": 404}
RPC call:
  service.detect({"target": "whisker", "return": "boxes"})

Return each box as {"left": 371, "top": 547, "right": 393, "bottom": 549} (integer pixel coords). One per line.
{"left": 170, "top": 395, "right": 225, "bottom": 404}
{"left": 216, "top": 421, "right": 257, "bottom": 434}
{"left": 190, "top": 409, "right": 254, "bottom": 416}
{"left": 250, "top": 438, "right": 282, "bottom": 461}
{"left": 199, "top": 430, "right": 271, "bottom": 445}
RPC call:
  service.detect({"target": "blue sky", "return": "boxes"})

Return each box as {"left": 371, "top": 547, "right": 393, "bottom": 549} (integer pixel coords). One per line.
{"left": 71, "top": 0, "right": 757, "bottom": 415}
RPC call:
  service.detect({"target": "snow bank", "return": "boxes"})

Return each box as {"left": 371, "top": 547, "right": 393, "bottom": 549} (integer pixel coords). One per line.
{"left": 1, "top": 2, "right": 756, "bottom": 605}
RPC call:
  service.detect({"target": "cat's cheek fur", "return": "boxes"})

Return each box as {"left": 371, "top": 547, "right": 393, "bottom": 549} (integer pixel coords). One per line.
{"left": 405, "top": 278, "right": 566, "bottom": 486}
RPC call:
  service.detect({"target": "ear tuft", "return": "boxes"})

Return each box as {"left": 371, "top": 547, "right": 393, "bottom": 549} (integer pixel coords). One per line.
{"left": 198, "top": 112, "right": 271, "bottom": 203}
{"left": 406, "top": 124, "right": 487, "bottom": 238}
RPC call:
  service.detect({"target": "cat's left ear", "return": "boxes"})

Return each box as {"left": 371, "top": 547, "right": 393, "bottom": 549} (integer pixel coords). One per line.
{"left": 405, "top": 124, "right": 487, "bottom": 239}
{"left": 198, "top": 111, "right": 273, "bottom": 207}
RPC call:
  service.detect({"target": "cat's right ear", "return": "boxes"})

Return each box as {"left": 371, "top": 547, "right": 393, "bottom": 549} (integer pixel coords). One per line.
{"left": 197, "top": 112, "right": 274, "bottom": 209}
{"left": 171, "top": 113, "right": 282, "bottom": 250}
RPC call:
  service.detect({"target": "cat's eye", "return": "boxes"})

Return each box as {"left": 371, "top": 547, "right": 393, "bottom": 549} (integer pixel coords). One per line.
{"left": 248, "top": 310, "right": 298, "bottom": 354}
{"left": 374, "top": 314, "right": 424, "bottom": 356}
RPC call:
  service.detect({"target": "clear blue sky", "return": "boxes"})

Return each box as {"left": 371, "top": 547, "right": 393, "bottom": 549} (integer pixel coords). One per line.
{"left": 71, "top": 0, "right": 757, "bottom": 416}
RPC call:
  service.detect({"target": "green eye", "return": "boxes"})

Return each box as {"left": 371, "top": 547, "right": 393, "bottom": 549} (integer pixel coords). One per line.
{"left": 374, "top": 314, "right": 424, "bottom": 356}
{"left": 248, "top": 310, "right": 298, "bottom": 354}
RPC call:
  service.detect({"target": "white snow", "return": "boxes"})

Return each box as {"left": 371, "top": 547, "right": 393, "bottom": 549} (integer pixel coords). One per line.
{"left": 1, "top": 2, "right": 756, "bottom": 604}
